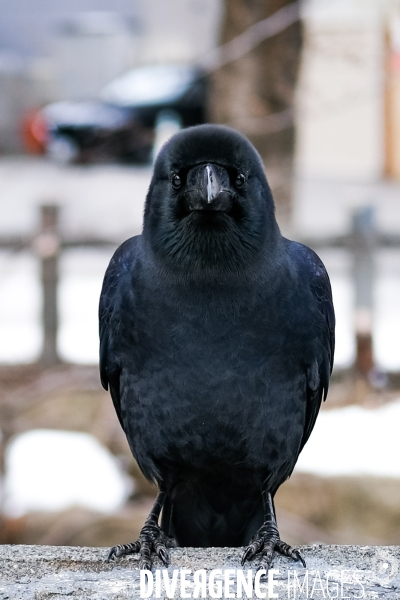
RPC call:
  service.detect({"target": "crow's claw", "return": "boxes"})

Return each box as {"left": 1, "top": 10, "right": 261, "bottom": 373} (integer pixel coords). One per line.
{"left": 106, "top": 522, "right": 175, "bottom": 570}
{"left": 294, "top": 551, "right": 306, "bottom": 568}
{"left": 258, "top": 544, "right": 276, "bottom": 572}
{"left": 242, "top": 534, "right": 305, "bottom": 570}
{"left": 241, "top": 532, "right": 265, "bottom": 566}
{"left": 107, "top": 540, "right": 140, "bottom": 562}
{"left": 275, "top": 539, "right": 306, "bottom": 568}
{"left": 154, "top": 540, "right": 169, "bottom": 567}
{"left": 241, "top": 545, "right": 254, "bottom": 566}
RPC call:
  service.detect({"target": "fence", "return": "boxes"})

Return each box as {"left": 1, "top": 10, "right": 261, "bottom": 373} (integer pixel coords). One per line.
{"left": 1, "top": 203, "right": 399, "bottom": 376}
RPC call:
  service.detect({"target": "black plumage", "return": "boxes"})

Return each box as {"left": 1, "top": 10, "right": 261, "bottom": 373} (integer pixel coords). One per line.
{"left": 99, "top": 124, "right": 335, "bottom": 569}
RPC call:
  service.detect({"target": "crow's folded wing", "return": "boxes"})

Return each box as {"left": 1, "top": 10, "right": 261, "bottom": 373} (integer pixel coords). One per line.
{"left": 99, "top": 236, "right": 138, "bottom": 429}
{"left": 294, "top": 243, "right": 335, "bottom": 453}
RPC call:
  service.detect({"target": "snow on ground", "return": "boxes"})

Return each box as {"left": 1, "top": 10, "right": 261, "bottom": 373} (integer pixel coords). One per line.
{"left": 3, "top": 402, "right": 400, "bottom": 518}
{"left": 3, "top": 429, "right": 132, "bottom": 517}
{"left": 2, "top": 247, "right": 400, "bottom": 368}
{"left": 295, "top": 399, "right": 400, "bottom": 477}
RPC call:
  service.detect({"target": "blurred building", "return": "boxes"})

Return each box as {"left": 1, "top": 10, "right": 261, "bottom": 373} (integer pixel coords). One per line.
{"left": 0, "top": 0, "right": 140, "bottom": 151}
{"left": 297, "top": 0, "right": 400, "bottom": 183}
{"left": 53, "top": 1, "right": 223, "bottom": 100}
{"left": 0, "top": 0, "right": 141, "bottom": 59}
{"left": 137, "top": 0, "right": 222, "bottom": 65}
{"left": 0, "top": 0, "right": 222, "bottom": 151}
{"left": 54, "top": 12, "right": 138, "bottom": 101}
{"left": 385, "top": 2, "right": 400, "bottom": 179}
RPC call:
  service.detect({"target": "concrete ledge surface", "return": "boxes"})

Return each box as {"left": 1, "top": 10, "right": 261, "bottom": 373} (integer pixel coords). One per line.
{"left": 0, "top": 544, "right": 399, "bottom": 598}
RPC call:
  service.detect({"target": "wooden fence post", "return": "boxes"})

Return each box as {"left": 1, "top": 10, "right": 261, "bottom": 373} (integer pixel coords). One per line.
{"left": 35, "top": 204, "right": 60, "bottom": 366}
{"left": 351, "top": 206, "right": 375, "bottom": 377}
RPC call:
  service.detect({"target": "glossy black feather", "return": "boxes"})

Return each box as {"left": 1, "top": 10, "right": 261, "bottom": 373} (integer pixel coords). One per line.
{"left": 289, "top": 242, "right": 335, "bottom": 453}
{"left": 99, "top": 125, "right": 335, "bottom": 546}
{"left": 99, "top": 237, "right": 138, "bottom": 429}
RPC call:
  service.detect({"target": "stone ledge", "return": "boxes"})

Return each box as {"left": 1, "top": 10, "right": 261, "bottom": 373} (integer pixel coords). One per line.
{"left": 0, "top": 544, "right": 399, "bottom": 599}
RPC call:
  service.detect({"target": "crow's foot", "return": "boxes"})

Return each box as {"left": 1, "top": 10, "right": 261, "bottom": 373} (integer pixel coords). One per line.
{"left": 241, "top": 527, "right": 306, "bottom": 571}
{"left": 241, "top": 492, "right": 306, "bottom": 572}
{"left": 107, "top": 521, "right": 176, "bottom": 569}
{"left": 107, "top": 491, "right": 175, "bottom": 569}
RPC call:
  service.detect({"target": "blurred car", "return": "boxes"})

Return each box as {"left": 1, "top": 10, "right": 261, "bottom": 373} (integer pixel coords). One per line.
{"left": 27, "top": 64, "right": 207, "bottom": 164}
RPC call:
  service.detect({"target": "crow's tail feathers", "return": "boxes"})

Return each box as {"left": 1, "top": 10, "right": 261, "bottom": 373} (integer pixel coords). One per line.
{"left": 161, "top": 485, "right": 263, "bottom": 548}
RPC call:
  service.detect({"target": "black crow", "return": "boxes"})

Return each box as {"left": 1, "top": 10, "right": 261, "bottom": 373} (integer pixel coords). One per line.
{"left": 99, "top": 124, "right": 335, "bottom": 571}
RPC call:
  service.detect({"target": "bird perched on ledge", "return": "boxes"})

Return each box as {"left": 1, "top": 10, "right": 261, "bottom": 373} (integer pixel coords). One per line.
{"left": 99, "top": 124, "right": 335, "bottom": 571}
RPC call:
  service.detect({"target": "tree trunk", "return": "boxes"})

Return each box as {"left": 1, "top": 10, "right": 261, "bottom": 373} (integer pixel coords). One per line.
{"left": 208, "top": 0, "right": 303, "bottom": 227}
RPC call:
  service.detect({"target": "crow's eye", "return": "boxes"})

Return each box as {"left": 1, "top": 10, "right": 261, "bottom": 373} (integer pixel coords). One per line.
{"left": 235, "top": 173, "right": 246, "bottom": 188}
{"left": 171, "top": 174, "right": 182, "bottom": 190}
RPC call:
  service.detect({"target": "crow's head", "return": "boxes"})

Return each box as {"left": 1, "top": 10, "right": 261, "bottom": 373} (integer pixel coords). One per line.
{"left": 143, "top": 125, "right": 280, "bottom": 279}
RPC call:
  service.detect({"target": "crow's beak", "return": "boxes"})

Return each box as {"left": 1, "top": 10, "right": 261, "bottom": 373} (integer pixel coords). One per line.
{"left": 184, "top": 163, "right": 233, "bottom": 212}
{"left": 206, "top": 164, "right": 219, "bottom": 204}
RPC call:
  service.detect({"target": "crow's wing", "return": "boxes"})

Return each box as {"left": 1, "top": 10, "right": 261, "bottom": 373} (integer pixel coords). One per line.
{"left": 99, "top": 236, "right": 138, "bottom": 430}
{"left": 293, "top": 243, "right": 335, "bottom": 453}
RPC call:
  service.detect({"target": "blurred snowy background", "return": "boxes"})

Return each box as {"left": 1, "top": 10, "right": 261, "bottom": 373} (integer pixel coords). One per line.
{"left": 1, "top": 0, "right": 400, "bottom": 549}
